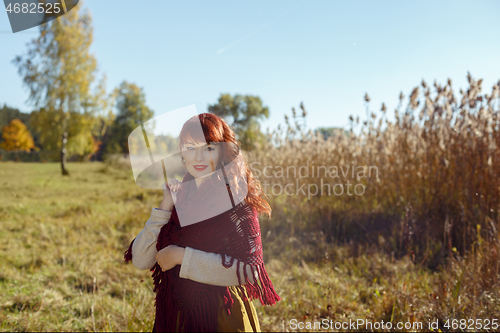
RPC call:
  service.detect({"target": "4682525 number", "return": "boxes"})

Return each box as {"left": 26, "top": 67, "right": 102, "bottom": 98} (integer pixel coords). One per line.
{"left": 444, "top": 318, "right": 498, "bottom": 330}
{"left": 5, "top": 2, "right": 62, "bottom": 14}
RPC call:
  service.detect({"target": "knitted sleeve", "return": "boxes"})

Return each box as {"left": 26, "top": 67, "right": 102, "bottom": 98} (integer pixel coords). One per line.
{"left": 179, "top": 247, "right": 257, "bottom": 286}
{"left": 131, "top": 208, "right": 172, "bottom": 270}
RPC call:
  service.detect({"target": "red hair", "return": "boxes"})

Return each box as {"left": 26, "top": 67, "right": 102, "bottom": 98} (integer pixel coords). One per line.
{"left": 178, "top": 113, "right": 271, "bottom": 219}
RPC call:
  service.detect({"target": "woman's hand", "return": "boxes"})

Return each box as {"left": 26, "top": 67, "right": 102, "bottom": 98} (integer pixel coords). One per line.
{"left": 159, "top": 179, "right": 182, "bottom": 211}
{"left": 155, "top": 245, "right": 185, "bottom": 272}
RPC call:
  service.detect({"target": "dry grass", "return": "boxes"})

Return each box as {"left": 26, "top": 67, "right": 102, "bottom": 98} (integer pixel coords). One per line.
{"left": 0, "top": 162, "right": 158, "bottom": 331}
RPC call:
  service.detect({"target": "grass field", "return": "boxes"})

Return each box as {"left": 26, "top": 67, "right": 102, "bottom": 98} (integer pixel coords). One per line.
{"left": 1, "top": 162, "right": 499, "bottom": 332}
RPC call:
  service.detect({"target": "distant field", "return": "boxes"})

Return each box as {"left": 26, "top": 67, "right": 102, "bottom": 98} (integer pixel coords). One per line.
{"left": 1, "top": 162, "right": 499, "bottom": 332}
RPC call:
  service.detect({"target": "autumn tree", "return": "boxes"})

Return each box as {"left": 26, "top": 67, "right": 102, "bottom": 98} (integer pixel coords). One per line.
{"left": 0, "top": 119, "right": 37, "bottom": 152}
{"left": 29, "top": 106, "right": 99, "bottom": 158}
{"left": 13, "top": 3, "right": 106, "bottom": 175}
{"left": 0, "top": 104, "right": 38, "bottom": 145}
{"left": 208, "top": 94, "right": 269, "bottom": 151}
{"left": 104, "top": 81, "right": 154, "bottom": 155}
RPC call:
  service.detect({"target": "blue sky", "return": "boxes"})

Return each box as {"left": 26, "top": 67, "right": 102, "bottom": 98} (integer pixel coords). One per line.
{"left": 1, "top": 0, "right": 499, "bottom": 135}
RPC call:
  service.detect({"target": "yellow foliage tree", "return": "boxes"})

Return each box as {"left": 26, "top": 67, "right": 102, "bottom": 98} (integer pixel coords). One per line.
{"left": 13, "top": 3, "right": 106, "bottom": 174}
{"left": 0, "top": 119, "right": 38, "bottom": 152}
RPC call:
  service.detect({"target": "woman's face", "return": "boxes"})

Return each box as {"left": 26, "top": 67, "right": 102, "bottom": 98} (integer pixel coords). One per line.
{"left": 182, "top": 140, "right": 221, "bottom": 180}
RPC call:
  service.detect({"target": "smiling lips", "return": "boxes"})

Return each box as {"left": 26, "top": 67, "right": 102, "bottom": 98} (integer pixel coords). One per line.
{"left": 193, "top": 165, "right": 208, "bottom": 171}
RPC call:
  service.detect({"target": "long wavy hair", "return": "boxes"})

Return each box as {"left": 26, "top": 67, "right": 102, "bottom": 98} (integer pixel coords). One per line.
{"left": 178, "top": 113, "right": 271, "bottom": 219}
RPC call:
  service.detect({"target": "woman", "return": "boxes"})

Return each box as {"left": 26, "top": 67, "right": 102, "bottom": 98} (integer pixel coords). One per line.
{"left": 124, "top": 113, "right": 280, "bottom": 332}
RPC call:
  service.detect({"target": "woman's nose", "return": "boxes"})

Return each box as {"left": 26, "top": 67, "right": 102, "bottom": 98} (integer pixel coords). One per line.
{"left": 195, "top": 148, "right": 204, "bottom": 161}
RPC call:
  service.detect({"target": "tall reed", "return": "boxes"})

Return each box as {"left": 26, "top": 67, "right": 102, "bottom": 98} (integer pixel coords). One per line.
{"left": 248, "top": 72, "right": 500, "bottom": 268}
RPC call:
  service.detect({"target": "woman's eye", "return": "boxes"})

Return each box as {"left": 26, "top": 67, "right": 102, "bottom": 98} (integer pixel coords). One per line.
{"left": 206, "top": 147, "right": 214, "bottom": 151}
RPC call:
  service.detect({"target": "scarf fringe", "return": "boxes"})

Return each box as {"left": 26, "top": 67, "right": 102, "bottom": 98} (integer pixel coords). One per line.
{"left": 218, "top": 261, "right": 281, "bottom": 319}
{"left": 124, "top": 238, "right": 135, "bottom": 263}
{"left": 242, "top": 263, "right": 281, "bottom": 306}
{"left": 223, "top": 287, "right": 234, "bottom": 315}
